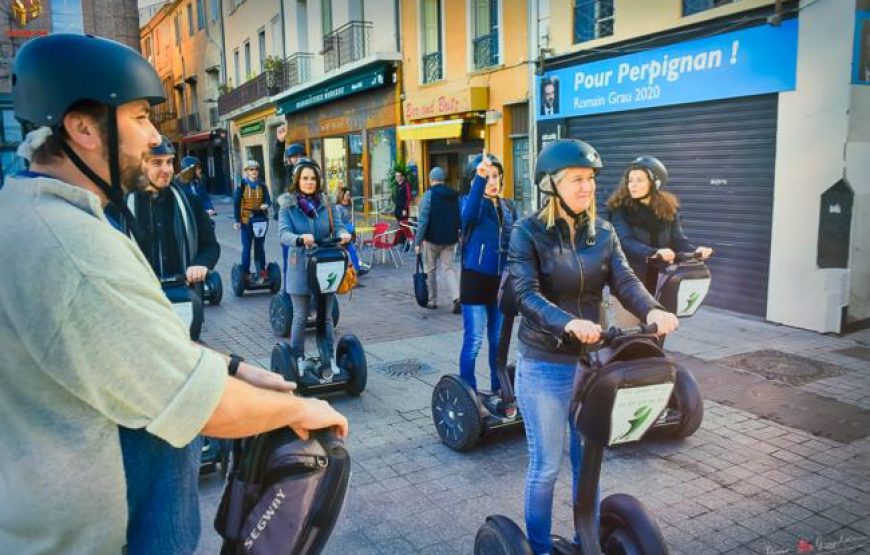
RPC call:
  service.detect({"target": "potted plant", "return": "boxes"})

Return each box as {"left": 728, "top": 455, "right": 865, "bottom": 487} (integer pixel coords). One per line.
{"left": 263, "top": 56, "right": 284, "bottom": 93}
{"left": 218, "top": 82, "right": 233, "bottom": 96}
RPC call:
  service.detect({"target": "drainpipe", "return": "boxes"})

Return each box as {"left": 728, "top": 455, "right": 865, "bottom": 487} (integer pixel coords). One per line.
{"left": 528, "top": 0, "right": 539, "bottom": 211}
{"left": 218, "top": 0, "right": 235, "bottom": 190}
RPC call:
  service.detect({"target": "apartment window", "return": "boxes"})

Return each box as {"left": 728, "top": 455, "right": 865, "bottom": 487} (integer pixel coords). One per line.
{"left": 421, "top": 0, "right": 442, "bottom": 83}
{"left": 174, "top": 14, "right": 181, "bottom": 44}
{"left": 144, "top": 36, "right": 153, "bottom": 60}
{"left": 196, "top": 0, "right": 205, "bottom": 30}
{"left": 211, "top": 0, "right": 220, "bottom": 21}
{"left": 573, "top": 0, "right": 613, "bottom": 44}
{"left": 683, "top": 0, "right": 737, "bottom": 16}
{"left": 349, "top": 0, "right": 363, "bottom": 21}
{"left": 271, "top": 16, "right": 283, "bottom": 56}
{"left": 470, "top": 0, "right": 499, "bottom": 70}
{"left": 321, "top": 0, "right": 332, "bottom": 37}
{"left": 233, "top": 49, "right": 240, "bottom": 86}
{"left": 244, "top": 41, "right": 251, "bottom": 80}
{"left": 51, "top": 0, "right": 84, "bottom": 33}
{"left": 258, "top": 28, "right": 267, "bottom": 72}
{"left": 187, "top": 4, "right": 194, "bottom": 37}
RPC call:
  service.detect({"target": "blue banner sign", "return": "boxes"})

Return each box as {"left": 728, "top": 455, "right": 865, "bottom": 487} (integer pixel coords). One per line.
{"left": 852, "top": 11, "right": 870, "bottom": 85}
{"left": 537, "top": 19, "right": 798, "bottom": 118}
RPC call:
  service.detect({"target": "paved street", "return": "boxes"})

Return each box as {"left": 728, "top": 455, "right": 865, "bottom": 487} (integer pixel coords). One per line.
{"left": 194, "top": 198, "right": 870, "bottom": 555}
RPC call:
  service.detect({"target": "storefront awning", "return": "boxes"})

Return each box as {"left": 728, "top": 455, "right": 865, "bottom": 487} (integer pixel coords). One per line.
{"left": 396, "top": 119, "right": 464, "bottom": 141}
{"left": 180, "top": 131, "right": 211, "bottom": 143}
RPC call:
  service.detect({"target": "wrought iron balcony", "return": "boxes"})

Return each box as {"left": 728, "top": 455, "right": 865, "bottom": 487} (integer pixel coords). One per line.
{"left": 218, "top": 73, "right": 271, "bottom": 116}
{"left": 217, "top": 53, "right": 315, "bottom": 117}
{"left": 422, "top": 51, "right": 442, "bottom": 83}
{"left": 472, "top": 32, "right": 499, "bottom": 70}
{"left": 322, "top": 20, "right": 372, "bottom": 73}
{"left": 283, "top": 52, "right": 313, "bottom": 89}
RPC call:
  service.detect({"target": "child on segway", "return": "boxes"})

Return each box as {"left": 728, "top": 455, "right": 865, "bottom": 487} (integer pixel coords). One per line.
{"left": 278, "top": 158, "right": 351, "bottom": 377}
{"left": 233, "top": 159, "right": 272, "bottom": 284}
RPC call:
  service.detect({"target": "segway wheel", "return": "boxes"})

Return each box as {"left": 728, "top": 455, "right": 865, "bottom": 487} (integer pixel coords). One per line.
{"left": 270, "top": 341, "right": 299, "bottom": 383}
{"left": 474, "top": 515, "right": 533, "bottom": 555}
{"left": 204, "top": 271, "right": 223, "bottom": 305}
{"left": 267, "top": 262, "right": 282, "bottom": 294}
{"left": 599, "top": 494, "right": 668, "bottom": 555}
{"left": 332, "top": 297, "right": 340, "bottom": 328}
{"left": 646, "top": 364, "right": 703, "bottom": 440}
{"left": 269, "top": 292, "right": 293, "bottom": 337}
{"left": 231, "top": 264, "right": 245, "bottom": 297}
{"left": 337, "top": 334, "right": 367, "bottom": 396}
{"left": 431, "top": 375, "right": 483, "bottom": 451}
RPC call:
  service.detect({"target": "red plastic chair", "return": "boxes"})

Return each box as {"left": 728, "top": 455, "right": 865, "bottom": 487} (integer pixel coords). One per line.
{"left": 362, "top": 222, "right": 402, "bottom": 268}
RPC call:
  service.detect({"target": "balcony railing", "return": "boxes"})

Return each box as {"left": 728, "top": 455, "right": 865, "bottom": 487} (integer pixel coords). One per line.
{"left": 218, "top": 73, "right": 270, "bottom": 116}
{"left": 422, "top": 51, "right": 442, "bottom": 83}
{"left": 209, "top": 107, "right": 219, "bottom": 127}
{"left": 218, "top": 53, "right": 315, "bottom": 117}
{"left": 283, "top": 52, "right": 313, "bottom": 89}
{"left": 322, "top": 20, "right": 372, "bottom": 73}
{"left": 472, "top": 32, "right": 499, "bottom": 70}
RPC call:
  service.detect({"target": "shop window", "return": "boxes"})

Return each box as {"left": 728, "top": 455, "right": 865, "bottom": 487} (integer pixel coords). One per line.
{"left": 471, "top": 0, "right": 499, "bottom": 70}
{"left": 323, "top": 137, "right": 347, "bottom": 199}
{"left": 683, "top": 0, "right": 737, "bottom": 17}
{"left": 573, "top": 0, "right": 613, "bottom": 44}
{"left": 368, "top": 127, "right": 396, "bottom": 207}
{"left": 348, "top": 133, "right": 364, "bottom": 209}
{"left": 421, "top": 0, "right": 443, "bottom": 83}
{"left": 310, "top": 138, "right": 323, "bottom": 171}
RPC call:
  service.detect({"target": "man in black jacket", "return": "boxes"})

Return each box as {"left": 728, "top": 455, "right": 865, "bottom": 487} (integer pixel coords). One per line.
{"left": 415, "top": 166, "right": 461, "bottom": 313}
{"left": 128, "top": 136, "right": 220, "bottom": 283}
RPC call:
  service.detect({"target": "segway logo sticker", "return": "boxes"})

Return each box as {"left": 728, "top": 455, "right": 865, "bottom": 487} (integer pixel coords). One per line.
{"left": 326, "top": 271, "right": 338, "bottom": 290}
{"left": 675, "top": 278, "right": 710, "bottom": 317}
{"left": 609, "top": 383, "right": 673, "bottom": 446}
{"left": 683, "top": 291, "right": 700, "bottom": 314}
{"left": 244, "top": 487, "right": 287, "bottom": 549}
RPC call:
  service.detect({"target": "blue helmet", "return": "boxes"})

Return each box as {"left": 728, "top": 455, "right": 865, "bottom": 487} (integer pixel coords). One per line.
{"left": 285, "top": 143, "right": 305, "bottom": 158}
{"left": 180, "top": 155, "right": 201, "bottom": 172}
{"left": 149, "top": 136, "right": 175, "bottom": 157}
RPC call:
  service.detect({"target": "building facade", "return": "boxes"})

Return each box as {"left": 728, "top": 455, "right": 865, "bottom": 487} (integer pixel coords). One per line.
{"left": 399, "top": 0, "right": 531, "bottom": 213}
{"left": 533, "top": 0, "right": 869, "bottom": 333}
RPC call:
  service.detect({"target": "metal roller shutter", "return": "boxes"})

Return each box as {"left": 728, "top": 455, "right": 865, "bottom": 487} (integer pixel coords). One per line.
{"left": 566, "top": 94, "right": 777, "bottom": 316}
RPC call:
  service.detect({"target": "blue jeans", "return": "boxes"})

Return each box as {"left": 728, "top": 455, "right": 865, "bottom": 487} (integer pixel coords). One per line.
{"left": 345, "top": 223, "right": 361, "bottom": 271}
{"left": 459, "top": 303, "right": 502, "bottom": 391}
{"left": 515, "top": 353, "right": 599, "bottom": 555}
{"left": 240, "top": 222, "right": 265, "bottom": 274}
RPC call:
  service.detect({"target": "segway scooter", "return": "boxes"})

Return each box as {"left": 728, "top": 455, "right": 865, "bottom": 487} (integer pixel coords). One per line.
{"left": 474, "top": 325, "right": 673, "bottom": 555}
{"left": 270, "top": 290, "right": 340, "bottom": 337}
{"left": 160, "top": 273, "right": 204, "bottom": 341}
{"left": 642, "top": 251, "right": 712, "bottom": 440}
{"left": 231, "top": 209, "right": 281, "bottom": 297}
{"left": 431, "top": 275, "right": 522, "bottom": 452}
{"left": 271, "top": 237, "right": 367, "bottom": 396}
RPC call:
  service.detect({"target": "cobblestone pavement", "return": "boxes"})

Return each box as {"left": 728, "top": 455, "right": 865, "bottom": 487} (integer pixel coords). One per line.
{"left": 194, "top": 200, "right": 870, "bottom": 554}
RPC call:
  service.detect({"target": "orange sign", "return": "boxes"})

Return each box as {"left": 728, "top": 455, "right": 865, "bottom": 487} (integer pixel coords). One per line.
{"left": 404, "top": 87, "right": 488, "bottom": 121}
{"left": 12, "top": 0, "right": 43, "bottom": 27}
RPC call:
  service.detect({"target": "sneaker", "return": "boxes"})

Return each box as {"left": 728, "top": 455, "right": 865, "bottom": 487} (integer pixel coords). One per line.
{"left": 320, "top": 360, "right": 339, "bottom": 381}
{"left": 259, "top": 269, "right": 268, "bottom": 281}
{"left": 425, "top": 302, "right": 438, "bottom": 310}
{"left": 452, "top": 300, "right": 461, "bottom": 314}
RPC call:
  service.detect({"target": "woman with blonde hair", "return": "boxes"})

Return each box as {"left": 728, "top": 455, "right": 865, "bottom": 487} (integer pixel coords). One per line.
{"left": 508, "top": 139, "right": 679, "bottom": 555}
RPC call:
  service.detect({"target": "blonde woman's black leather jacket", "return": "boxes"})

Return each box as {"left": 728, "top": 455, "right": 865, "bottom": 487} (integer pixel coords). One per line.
{"left": 508, "top": 214, "right": 662, "bottom": 363}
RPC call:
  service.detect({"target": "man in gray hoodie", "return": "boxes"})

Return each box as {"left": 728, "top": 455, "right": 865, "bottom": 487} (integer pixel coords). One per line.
{"left": 415, "top": 166, "right": 461, "bottom": 313}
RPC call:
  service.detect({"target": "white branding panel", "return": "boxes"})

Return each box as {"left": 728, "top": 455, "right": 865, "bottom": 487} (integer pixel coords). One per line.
{"left": 315, "top": 260, "right": 347, "bottom": 294}
{"left": 676, "top": 278, "right": 711, "bottom": 317}
{"left": 608, "top": 383, "right": 674, "bottom": 446}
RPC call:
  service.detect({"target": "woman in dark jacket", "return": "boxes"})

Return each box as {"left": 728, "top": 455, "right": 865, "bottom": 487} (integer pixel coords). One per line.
{"left": 458, "top": 152, "right": 516, "bottom": 393}
{"left": 606, "top": 156, "right": 712, "bottom": 282}
{"left": 509, "top": 140, "right": 679, "bottom": 555}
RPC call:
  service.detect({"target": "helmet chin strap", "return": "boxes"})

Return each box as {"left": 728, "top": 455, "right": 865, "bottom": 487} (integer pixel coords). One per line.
{"left": 549, "top": 173, "right": 596, "bottom": 245}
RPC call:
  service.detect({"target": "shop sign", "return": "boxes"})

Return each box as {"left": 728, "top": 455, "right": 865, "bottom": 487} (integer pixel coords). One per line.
{"left": 7, "top": 0, "right": 48, "bottom": 37}
{"left": 239, "top": 120, "right": 265, "bottom": 136}
{"left": 277, "top": 65, "right": 388, "bottom": 116}
{"left": 537, "top": 19, "right": 798, "bottom": 119}
{"left": 404, "top": 87, "right": 488, "bottom": 121}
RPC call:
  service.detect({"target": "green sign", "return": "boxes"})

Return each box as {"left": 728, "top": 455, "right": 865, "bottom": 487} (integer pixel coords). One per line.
{"left": 276, "top": 64, "right": 388, "bottom": 116}
{"left": 239, "top": 120, "right": 265, "bottom": 136}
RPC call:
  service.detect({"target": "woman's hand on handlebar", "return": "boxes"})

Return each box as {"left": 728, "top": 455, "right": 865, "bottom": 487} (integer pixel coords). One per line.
{"left": 338, "top": 232, "right": 352, "bottom": 245}
{"left": 695, "top": 246, "right": 713, "bottom": 260}
{"left": 564, "top": 319, "right": 603, "bottom": 344}
{"left": 300, "top": 234, "right": 315, "bottom": 247}
{"left": 655, "top": 248, "right": 676, "bottom": 264}
{"left": 646, "top": 309, "right": 679, "bottom": 336}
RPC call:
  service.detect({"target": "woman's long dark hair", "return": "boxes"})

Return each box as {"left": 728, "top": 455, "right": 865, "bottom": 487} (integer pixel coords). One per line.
{"left": 606, "top": 166, "right": 680, "bottom": 222}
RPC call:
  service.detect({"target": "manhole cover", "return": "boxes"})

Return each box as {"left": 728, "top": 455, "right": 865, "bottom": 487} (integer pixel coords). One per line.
{"left": 378, "top": 359, "right": 425, "bottom": 378}
{"left": 715, "top": 349, "right": 849, "bottom": 386}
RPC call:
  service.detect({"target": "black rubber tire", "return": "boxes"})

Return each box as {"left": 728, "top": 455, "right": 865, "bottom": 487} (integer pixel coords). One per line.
{"left": 646, "top": 364, "right": 704, "bottom": 441}
{"left": 599, "top": 494, "right": 668, "bottom": 555}
{"left": 431, "top": 375, "right": 483, "bottom": 452}
{"left": 474, "top": 515, "right": 533, "bottom": 555}
{"left": 332, "top": 297, "right": 340, "bottom": 328}
{"left": 231, "top": 264, "right": 245, "bottom": 297}
{"left": 188, "top": 286, "right": 204, "bottom": 341}
{"left": 204, "top": 271, "right": 222, "bottom": 305}
{"left": 267, "top": 262, "right": 282, "bottom": 294}
{"left": 270, "top": 292, "right": 293, "bottom": 337}
{"left": 337, "top": 334, "right": 367, "bottom": 396}
{"left": 270, "top": 341, "right": 299, "bottom": 383}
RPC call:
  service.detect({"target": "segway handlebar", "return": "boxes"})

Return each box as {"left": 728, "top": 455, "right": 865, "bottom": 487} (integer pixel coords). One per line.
{"left": 647, "top": 251, "right": 711, "bottom": 264}
{"left": 309, "top": 236, "right": 343, "bottom": 248}
{"left": 601, "top": 323, "right": 658, "bottom": 345}
{"left": 159, "top": 273, "right": 190, "bottom": 287}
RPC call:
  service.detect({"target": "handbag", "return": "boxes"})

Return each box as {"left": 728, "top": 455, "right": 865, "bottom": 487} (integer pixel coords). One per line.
{"left": 324, "top": 196, "right": 356, "bottom": 295}
{"left": 413, "top": 253, "right": 429, "bottom": 308}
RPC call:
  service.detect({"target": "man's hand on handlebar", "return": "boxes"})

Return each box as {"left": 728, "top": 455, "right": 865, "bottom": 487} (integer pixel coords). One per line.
{"left": 291, "top": 397, "right": 349, "bottom": 440}
{"left": 186, "top": 265, "right": 208, "bottom": 284}
{"left": 655, "top": 248, "right": 676, "bottom": 264}
{"left": 564, "top": 319, "right": 603, "bottom": 344}
{"left": 259, "top": 203, "right": 269, "bottom": 211}
{"left": 646, "top": 309, "right": 679, "bottom": 336}
{"left": 695, "top": 246, "right": 713, "bottom": 260}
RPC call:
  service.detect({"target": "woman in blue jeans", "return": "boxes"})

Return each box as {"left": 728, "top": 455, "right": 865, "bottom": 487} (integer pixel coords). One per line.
{"left": 459, "top": 152, "right": 516, "bottom": 394}
{"left": 509, "top": 139, "right": 679, "bottom": 554}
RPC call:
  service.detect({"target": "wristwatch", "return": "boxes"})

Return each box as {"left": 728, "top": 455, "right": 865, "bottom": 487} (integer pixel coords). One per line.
{"left": 228, "top": 354, "right": 244, "bottom": 377}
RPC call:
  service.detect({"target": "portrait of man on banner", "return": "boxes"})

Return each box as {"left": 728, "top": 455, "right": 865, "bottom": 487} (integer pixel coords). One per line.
{"left": 540, "top": 76, "right": 560, "bottom": 116}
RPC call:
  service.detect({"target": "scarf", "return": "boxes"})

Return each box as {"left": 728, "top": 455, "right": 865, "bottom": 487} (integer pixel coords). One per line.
{"left": 296, "top": 193, "right": 320, "bottom": 218}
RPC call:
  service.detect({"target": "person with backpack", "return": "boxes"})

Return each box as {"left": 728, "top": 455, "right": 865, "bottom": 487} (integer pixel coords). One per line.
{"left": 415, "top": 166, "right": 461, "bottom": 313}
{"left": 459, "top": 152, "right": 517, "bottom": 393}
{"left": 233, "top": 159, "right": 272, "bottom": 283}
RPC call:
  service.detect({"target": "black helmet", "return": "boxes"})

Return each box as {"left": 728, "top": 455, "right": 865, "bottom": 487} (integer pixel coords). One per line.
{"left": 180, "top": 155, "right": 200, "bottom": 171}
{"left": 285, "top": 143, "right": 305, "bottom": 158}
{"left": 627, "top": 155, "right": 668, "bottom": 190}
{"left": 149, "top": 136, "right": 175, "bottom": 157}
{"left": 534, "top": 139, "right": 603, "bottom": 195}
{"left": 465, "top": 152, "right": 504, "bottom": 183}
{"left": 12, "top": 34, "right": 165, "bottom": 127}
{"left": 292, "top": 158, "right": 322, "bottom": 187}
